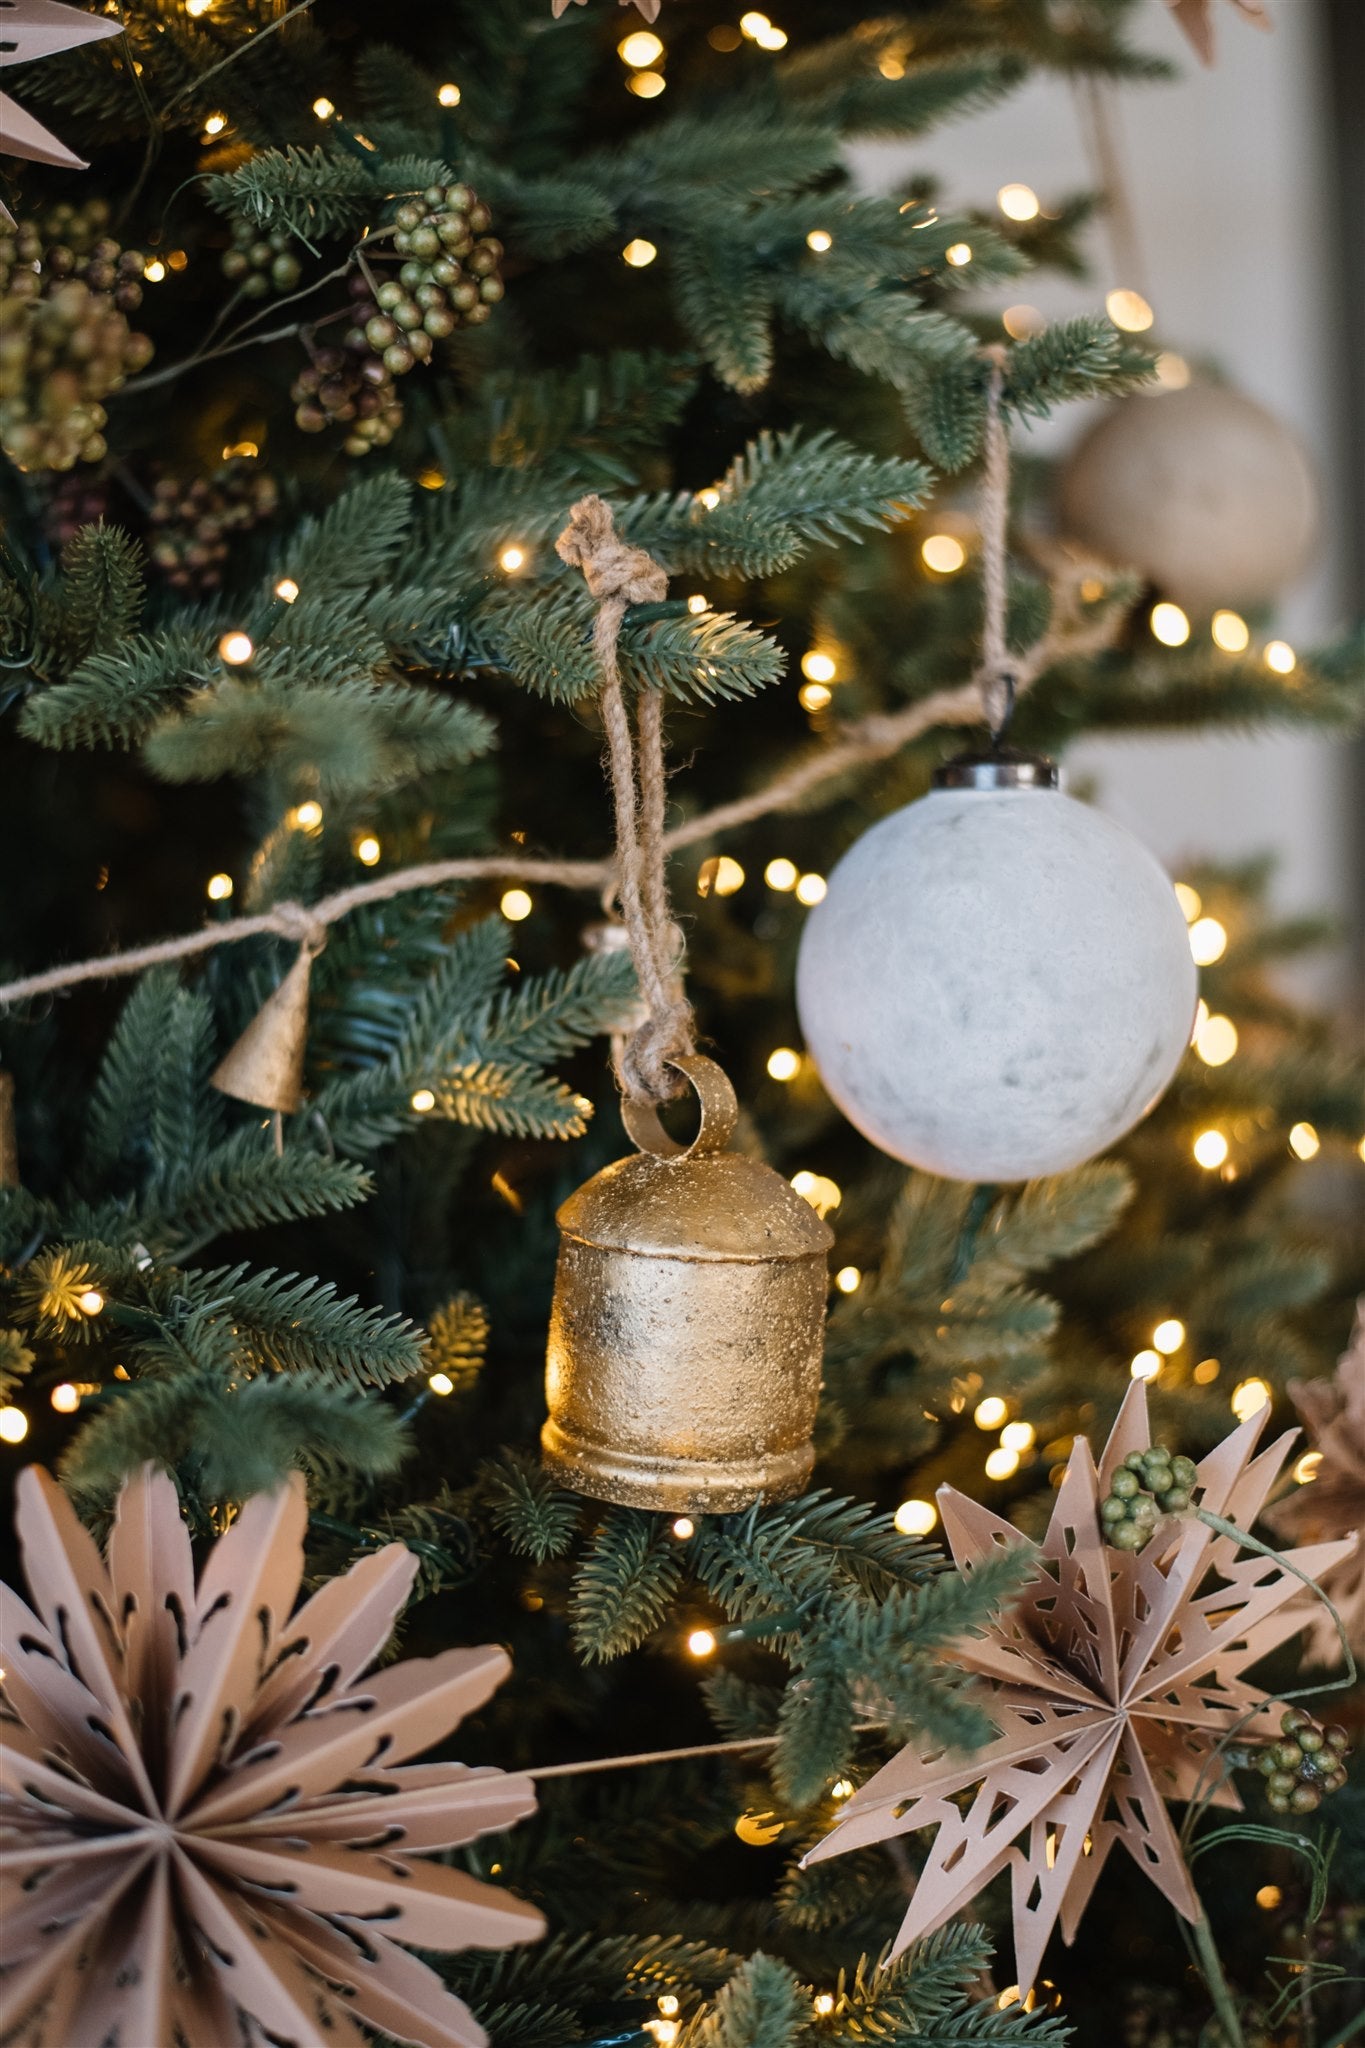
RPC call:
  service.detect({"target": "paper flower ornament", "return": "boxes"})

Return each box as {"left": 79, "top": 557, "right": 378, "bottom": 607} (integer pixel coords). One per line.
{"left": 805, "top": 1382, "right": 1355, "bottom": 1997}
{"left": 1264, "top": 1306, "right": 1365, "bottom": 1664}
{"left": 0, "top": 1, "right": 123, "bottom": 225}
{"left": 0, "top": 1464, "right": 544, "bottom": 2047}
{"left": 1167, "top": 0, "right": 1271, "bottom": 64}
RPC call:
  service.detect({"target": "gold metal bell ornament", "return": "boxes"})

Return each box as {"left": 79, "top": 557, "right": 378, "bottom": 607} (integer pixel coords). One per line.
{"left": 542, "top": 1056, "right": 833, "bottom": 1514}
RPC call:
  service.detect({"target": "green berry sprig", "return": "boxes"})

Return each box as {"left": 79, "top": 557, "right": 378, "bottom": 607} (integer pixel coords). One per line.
{"left": 388, "top": 181, "right": 504, "bottom": 333}
{"left": 1098, "top": 1447, "right": 1199, "bottom": 1550}
{"left": 1257, "top": 1706, "right": 1351, "bottom": 1815}
{"left": 221, "top": 222, "right": 302, "bottom": 299}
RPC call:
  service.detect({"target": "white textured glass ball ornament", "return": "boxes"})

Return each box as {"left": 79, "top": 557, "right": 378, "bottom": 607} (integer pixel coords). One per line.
{"left": 795, "top": 754, "right": 1198, "bottom": 1182}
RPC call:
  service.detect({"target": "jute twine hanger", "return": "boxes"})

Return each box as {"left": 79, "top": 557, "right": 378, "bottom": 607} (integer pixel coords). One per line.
{"left": 556, "top": 494, "right": 696, "bottom": 1106}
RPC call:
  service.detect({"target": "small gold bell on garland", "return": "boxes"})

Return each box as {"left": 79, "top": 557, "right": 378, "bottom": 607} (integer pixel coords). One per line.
{"left": 210, "top": 942, "right": 316, "bottom": 1115}
{"left": 542, "top": 1056, "right": 833, "bottom": 1513}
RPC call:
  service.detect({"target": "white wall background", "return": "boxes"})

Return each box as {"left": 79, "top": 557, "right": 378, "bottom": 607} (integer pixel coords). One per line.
{"left": 851, "top": 0, "right": 1357, "bottom": 1002}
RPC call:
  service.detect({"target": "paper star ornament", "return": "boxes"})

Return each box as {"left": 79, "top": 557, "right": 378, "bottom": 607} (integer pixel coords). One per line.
{"left": 805, "top": 1382, "right": 1355, "bottom": 1997}
{"left": 0, "top": 1464, "right": 544, "bottom": 2048}
{"left": 551, "top": 0, "right": 662, "bottom": 21}
{"left": 1263, "top": 1305, "right": 1365, "bottom": 1664}
{"left": 0, "top": 1, "right": 122, "bottom": 224}
{"left": 1167, "top": 0, "right": 1272, "bottom": 65}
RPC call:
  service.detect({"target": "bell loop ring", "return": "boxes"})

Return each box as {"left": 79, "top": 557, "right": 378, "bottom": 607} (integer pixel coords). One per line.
{"left": 621, "top": 1054, "right": 738, "bottom": 1161}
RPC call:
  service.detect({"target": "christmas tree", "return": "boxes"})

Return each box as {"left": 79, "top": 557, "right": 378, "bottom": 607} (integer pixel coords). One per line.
{"left": 1, "top": 3, "right": 1361, "bottom": 2044}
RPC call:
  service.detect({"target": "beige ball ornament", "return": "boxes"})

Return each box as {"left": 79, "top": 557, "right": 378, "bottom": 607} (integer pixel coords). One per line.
{"left": 795, "top": 753, "right": 1198, "bottom": 1184}
{"left": 1058, "top": 382, "right": 1318, "bottom": 611}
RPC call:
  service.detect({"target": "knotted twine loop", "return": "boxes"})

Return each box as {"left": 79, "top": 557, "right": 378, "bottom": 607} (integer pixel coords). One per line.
{"left": 556, "top": 495, "right": 696, "bottom": 1105}
{"left": 979, "top": 349, "right": 1015, "bottom": 742}
{"left": 272, "top": 902, "right": 329, "bottom": 958}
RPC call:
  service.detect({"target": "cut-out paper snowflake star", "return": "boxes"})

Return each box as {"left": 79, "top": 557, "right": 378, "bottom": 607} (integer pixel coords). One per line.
{"left": 0, "top": 1, "right": 123, "bottom": 226}
{"left": 0, "top": 1464, "right": 544, "bottom": 2047}
{"left": 551, "top": 0, "right": 662, "bottom": 21}
{"left": 805, "top": 1381, "right": 1355, "bottom": 1997}
{"left": 1167, "top": 0, "right": 1271, "bottom": 65}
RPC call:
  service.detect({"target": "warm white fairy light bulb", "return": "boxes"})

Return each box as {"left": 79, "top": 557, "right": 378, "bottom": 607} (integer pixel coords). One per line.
{"left": 996, "top": 183, "right": 1040, "bottom": 221}
{"left": 1193, "top": 1128, "right": 1229, "bottom": 1169}
{"left": 894, "top": 1497, "right": 937, "bottom": 1535}
{"left": 1189, "top": 917, "right": 1227, "bottom": 966}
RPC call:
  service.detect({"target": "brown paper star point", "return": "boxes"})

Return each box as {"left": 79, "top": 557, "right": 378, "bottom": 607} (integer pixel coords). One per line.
{"left": 0, "top": 1463, "right": 545, "bottom": 2048}
{"left": 1167, "top": 0, "right": 1273, "bottom": 66}
{"left": 805, "top": 1382, "right": 1355, "bottom": 1997}
{"left": 0, "top": 1, "right": 123, "bottom": 224}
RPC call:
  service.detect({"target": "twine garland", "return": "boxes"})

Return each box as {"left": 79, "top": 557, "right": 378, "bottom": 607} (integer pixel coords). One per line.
{"left": 0, "top": 404, "right": 1121, "bottom": 1021}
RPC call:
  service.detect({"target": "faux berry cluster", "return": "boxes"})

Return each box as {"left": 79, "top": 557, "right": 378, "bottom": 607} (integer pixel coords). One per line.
{"left": 0, "top": 201, "right": 154, "bottom": 471}
{"left": 388, "top": 181, "right": 504, "bottom": 331}
{"left": 1099, "top": 1446, "right": 1199, "bottom": 1550}
{"left": 1256, "top": 1706, "right": 1351, "bottom": 1815}
{"left": 0, "top": 199, "right": 146, "bottom": 313}
{"left": 290, "top": 277, "right": 408, "bottom": 455}
{"left": 148, "top": 458, "right": 280, "bottom": 592}
{"left": 290, "top": 182, "right": 503, "bottom": 456}
{"left": 220, "top": 221, "right": 303, "bottom": 298}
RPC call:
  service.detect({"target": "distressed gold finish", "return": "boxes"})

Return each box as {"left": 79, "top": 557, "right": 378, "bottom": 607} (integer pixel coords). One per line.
{"left": 210, "top": 946, "right": 313, "bottom": 1114}
{"left": 543, "top": 1055, "right": 833, "bottom": 1512}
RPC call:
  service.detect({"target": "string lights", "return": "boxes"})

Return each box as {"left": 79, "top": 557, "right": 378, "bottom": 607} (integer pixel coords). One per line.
{"left": 800, "top": 650, "right": 836, "bottom": 683}
{"left": 500, "top": 888, "right": 533, "bottom": 922}
{"left": 1188, "top": 915, "right": 1228, "bottom": 966}
{"left": 698, "top": 855, "right": 745, "bottom": 897}
{"left": 1193, "top": 1128, "right": 1229, "bottom": 1170}
{"left": 790, "top": 1169, "right": 841, "bottom": 1217}
{"left": 996, "top": 183, "right": 1040, "bottom": 221}
{"left": 974, "top": 1396, "right": 1007, "bottom": 1429}
{"left": 921, "top": 532, "right": 967, "bottom": 574}
{"left": 619, "top": 31, "right": 663, "bottom": 67}
{"left": 1194, "top": 1012, "right": 1237, "bottom": 1065}
{"left": 1105, "top": 286, "right": 1154, "bottom": 332}
{"left": 894, "top": 1497, "right": 937, "bottom": 1535}
{"left": 764, "top": 858, "right": 798, "bottom": 892}
{"left": 1289, "top": 1121, "right": 1320, "bottom": 1160}
{"left": 1149, "top": 601, "right": 1190, "bottom": 647}
{"left": 766, "top": 1047, "right": 801, "bottom": 1081}
{"left": 834, "top": 1265, "right": 861, "bottom": 1294}
{"left": 218, "top": 629, "right": 254, "bottom": 665}
{"left": 0, "top": 1406, "right": 28, "bottom": 1444}
{"left": 206, "top": 873, "right": 233, "bottom": 901}
{"left": 794, "top": 872, "right": 826, "bottom": 906}
{"left": 622, "top": 239, "right": 658, "bottom": 267}
{"left": 1231, "top": 1376, "right": 1271, "bottom": 1422}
